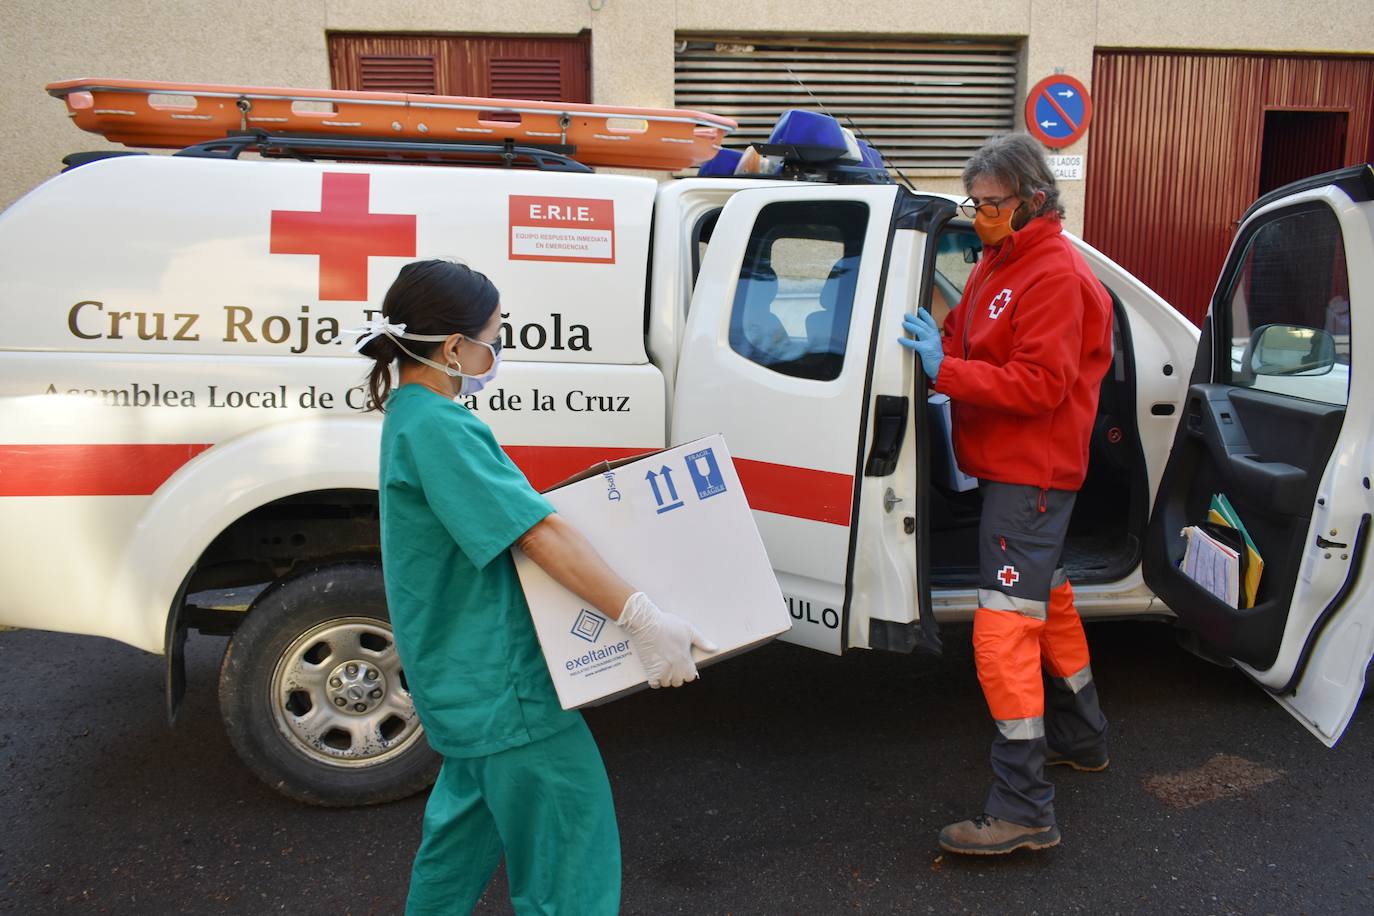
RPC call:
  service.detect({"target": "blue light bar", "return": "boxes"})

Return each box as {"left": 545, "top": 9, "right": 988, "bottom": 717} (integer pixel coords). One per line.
{"left": 858, "top": 140, "right": 884, "bottom": 169}
{"left": 766, "top": 109, "right": 851, "bottom": 163}
{"left": 698, "top": 148, "right": 743, "bottom": 176}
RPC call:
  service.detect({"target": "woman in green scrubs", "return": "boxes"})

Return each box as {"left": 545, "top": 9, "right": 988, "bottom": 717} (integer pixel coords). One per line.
{"left": 356, "top": 260, "right": 713, "bottom": 915}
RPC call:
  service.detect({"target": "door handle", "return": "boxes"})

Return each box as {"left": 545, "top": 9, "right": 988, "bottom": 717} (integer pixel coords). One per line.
{"left": 864, "top": 395, "right": 909, "bottom": 477}
{"left": 1185, "top": 396, "right": 1205, "bottom": 435}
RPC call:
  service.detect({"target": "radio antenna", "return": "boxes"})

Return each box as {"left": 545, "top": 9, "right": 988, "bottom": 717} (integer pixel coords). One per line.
{"left": 784, "top": 66, "right": 916, "bottom": 192}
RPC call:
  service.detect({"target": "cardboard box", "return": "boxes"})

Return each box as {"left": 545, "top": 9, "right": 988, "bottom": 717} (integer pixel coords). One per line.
{"left": 513, "top": 434, "right": 791, "bottom": 709}
{"left": 927, "top": 394, "right": 979, "bottom": 492}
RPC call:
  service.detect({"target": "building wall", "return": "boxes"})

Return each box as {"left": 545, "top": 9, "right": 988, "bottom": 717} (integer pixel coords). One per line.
{"left": 3, "top": 0, "right": 1372, "bottom": 232}
{"left": 1, "top": 1, "right": 328, "bottom": 211}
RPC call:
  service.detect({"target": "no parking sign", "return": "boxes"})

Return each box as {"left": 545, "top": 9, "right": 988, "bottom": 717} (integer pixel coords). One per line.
{"left": 1025, "top": 74, "right": 1092, "bottom": 148}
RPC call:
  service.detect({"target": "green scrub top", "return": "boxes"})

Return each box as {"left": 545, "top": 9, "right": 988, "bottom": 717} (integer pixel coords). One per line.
{"left": 379, "top": 384, "right": 578, "bottom": 758}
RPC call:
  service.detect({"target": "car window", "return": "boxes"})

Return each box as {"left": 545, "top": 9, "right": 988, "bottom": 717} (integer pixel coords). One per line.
{"left": 930, "top": 228, "right": 981, "bottom": 329}
{"left": 935, "top": 229, "right": 980, "bottom": 293}
{"left": 727, "top": 201, "right": 869, "bottom": 382}
{"left": 1223, "top": 204, "right": 1350, "bottom": 406}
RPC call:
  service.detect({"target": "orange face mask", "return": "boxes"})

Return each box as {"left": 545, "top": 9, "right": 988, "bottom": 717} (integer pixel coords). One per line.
{"left": 974, "top": 206, "right": 1017, "bottom": 247}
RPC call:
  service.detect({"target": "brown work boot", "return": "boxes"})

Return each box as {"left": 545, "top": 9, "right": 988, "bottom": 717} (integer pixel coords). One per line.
{"left": 1045, "top": 747, "right": 1109, "bottom": 772}
{"left": 938, "top": 814, "right": 1061, "bottom": 855}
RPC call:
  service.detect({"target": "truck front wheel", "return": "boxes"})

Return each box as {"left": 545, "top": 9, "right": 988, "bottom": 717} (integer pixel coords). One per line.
{"left": 218, "top": 563, "right": 440, "bottom": 806}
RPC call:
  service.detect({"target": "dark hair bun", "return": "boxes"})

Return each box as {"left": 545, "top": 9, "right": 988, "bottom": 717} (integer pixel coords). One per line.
{"left": 358, "top": 332, "right": 400, "bottom": 363}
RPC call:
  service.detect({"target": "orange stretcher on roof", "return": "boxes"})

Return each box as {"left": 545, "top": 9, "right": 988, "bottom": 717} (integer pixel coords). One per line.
{"left": 46, "top": 78, "right": 737, "bottom": 171}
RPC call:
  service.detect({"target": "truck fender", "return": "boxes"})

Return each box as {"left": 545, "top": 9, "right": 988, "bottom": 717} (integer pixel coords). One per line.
{"left": 108, "top": 417, "right": 382, "bottom": 655}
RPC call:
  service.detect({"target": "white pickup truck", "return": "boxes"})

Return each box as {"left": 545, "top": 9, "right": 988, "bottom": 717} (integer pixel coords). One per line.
{"left": 2, "top": 80, "right": 1370, "bottom": 805}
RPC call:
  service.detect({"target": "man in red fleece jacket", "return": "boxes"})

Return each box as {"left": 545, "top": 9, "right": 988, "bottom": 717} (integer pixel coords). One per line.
{"left": 901, "top": 134, "right": 1113, "bottom": 855}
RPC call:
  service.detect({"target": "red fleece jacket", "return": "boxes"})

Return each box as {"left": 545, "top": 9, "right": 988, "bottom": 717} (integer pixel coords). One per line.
{"left": 934, "top": 215, "right": 1113, "bottom": 491}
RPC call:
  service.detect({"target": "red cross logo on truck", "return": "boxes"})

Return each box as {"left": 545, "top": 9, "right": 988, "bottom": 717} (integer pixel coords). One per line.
{"left": 997, "top": 565, "right": 1020, "bottom": 587}
{"left": 270, "top": 172, "right": 417, "bottom": 301}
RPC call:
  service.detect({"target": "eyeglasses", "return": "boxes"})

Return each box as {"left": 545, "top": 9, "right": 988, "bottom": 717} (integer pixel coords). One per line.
{"left": 959, "top": 195, "right": 1020, "bottom": 219}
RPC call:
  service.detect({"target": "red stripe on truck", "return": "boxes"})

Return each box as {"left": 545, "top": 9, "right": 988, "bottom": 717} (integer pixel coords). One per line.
{"left": 733, "top": 457, "right": 854, "bottom": 527}
{"left": 0, "top": 443, "right": 213, "bottom": 497}
{"left": 0, "top": 444, "right": 855, "bottom": 526}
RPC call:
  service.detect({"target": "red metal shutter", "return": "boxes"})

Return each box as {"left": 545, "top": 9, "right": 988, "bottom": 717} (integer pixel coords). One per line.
{"left": 330, "top": 36, "right": 454, "bottom": 95}
{"left": 358, "top": 55, "right": 440, "bottom": 94}
{"left": 459, "top": 37, "right": 589, "bottom": 102}
{"left": 489, "top": 57, "right": 565, "bottom": 101}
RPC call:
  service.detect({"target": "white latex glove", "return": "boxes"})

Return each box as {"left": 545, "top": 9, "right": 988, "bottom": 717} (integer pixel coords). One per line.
{"left": 618, "top": 592, "right": 718, "bottom": 688}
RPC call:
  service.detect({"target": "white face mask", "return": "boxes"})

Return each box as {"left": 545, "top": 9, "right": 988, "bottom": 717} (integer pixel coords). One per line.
{"left": 457, "top": 341, "right": 502, "bottom": 396}
{"left": 349, "top": 319, "right": 502, "bottom": 394}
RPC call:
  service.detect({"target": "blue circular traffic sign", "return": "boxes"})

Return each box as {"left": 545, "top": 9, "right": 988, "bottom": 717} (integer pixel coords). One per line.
{"left": 1024, "top": 75, "right": 1092, "bottom": 148}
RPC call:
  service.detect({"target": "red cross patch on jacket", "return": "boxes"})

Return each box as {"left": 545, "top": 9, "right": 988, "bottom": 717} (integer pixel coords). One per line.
{"left": 987, "top": 288, "right": 1013, "bottom": 319}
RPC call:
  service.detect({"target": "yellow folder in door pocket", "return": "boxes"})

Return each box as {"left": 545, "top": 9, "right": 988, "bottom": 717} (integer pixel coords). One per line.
{"left": 1208, "top": 493, "right": 1263, "bottom": 608}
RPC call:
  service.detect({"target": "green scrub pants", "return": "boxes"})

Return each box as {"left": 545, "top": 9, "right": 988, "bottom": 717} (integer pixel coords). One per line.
{"left": 405, "top": 717, "right": 621, "bottom": 915}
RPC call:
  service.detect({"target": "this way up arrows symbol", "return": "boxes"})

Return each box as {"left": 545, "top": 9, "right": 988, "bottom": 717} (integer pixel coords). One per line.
{"left": 659, "top": 465, "right": 680, "bottom": 502}
{"left": 646, "top": 465, "right": 683, "bottom": 511}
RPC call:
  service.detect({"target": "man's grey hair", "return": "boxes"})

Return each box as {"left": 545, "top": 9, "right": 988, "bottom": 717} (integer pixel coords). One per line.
{"left": 962, "top": 133, "right": 1065, "bottom": 220}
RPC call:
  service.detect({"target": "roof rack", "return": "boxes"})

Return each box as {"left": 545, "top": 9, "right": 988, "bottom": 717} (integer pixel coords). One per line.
{"left": 174, "top": 131, "right": 593, "bottom": 172}
{"left": 60, "top": 150, "right": 148, "bottom": 172}
{"left": 46, "top": 78, "right": 736, "bottom": 171}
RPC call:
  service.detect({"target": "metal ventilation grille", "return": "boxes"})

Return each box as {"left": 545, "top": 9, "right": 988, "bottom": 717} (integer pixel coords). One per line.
{"left": 675, "top": 37, "right": 1019, "bottom": 171}
{"left": 490, "top": 58, "right": 564, "bottom": 101}
{"left": 359, "top": 55, "right": 439, "bottom": 94}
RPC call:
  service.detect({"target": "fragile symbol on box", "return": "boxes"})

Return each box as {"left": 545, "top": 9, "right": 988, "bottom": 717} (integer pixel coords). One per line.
{"left": 570, "top": 608, "right": 607, "bottom": 643}
{"left": 645, "top": 465, "right": 684, "bottom": 514}
{"left": 686, "top": 448, "right": 726, "bottom": 500}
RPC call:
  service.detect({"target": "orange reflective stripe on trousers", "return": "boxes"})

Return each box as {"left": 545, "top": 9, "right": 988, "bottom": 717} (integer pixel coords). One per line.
{"left": 973, "top": 606, "right": 1045, "bottom": 724}
{"left": 1041, "top": 580, "right": 1092, "bottom": 683}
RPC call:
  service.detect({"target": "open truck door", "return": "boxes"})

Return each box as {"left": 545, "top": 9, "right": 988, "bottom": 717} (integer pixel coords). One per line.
{"left": 672, "top": 182, "right": 955, "bottom": 655}
{"left": 1143, "top": 165, "right": 1374, "bottom": 744}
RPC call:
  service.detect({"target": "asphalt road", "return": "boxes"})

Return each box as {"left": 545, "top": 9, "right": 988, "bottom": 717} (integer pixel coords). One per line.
{"left": 2, "top": 619, "right": 1372, "bottom": 915}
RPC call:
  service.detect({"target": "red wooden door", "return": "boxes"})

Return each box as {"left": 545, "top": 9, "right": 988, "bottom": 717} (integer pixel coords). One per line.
{"left": 329, "top": 34, "right": 590, "bottom": 102}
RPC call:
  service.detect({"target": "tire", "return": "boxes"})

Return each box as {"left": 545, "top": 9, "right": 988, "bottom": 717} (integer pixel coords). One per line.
{"left": 219, "top": 562, "right": 440, "bottom": 806}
